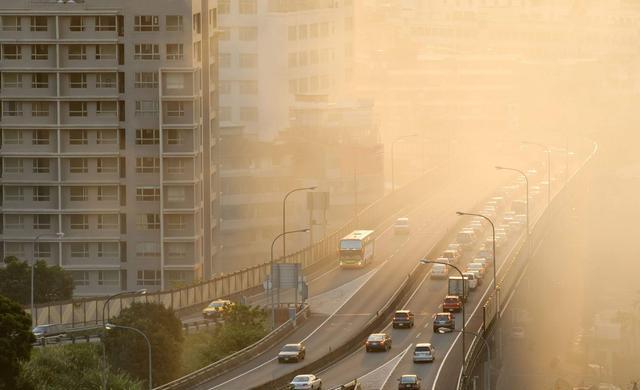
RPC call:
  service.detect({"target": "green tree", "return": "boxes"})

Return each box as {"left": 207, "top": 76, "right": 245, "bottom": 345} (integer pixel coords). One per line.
{"left": 19, "top": 343, "right": 142, "bottom": 390}
{"left": 104, "top": 302, "right": 183, "bottom": 386}
{"left": 0, "top": 294, "right": 35, "bottom": 390}
{"left": 0, "top": 257, "right": 74, "bottom": 305}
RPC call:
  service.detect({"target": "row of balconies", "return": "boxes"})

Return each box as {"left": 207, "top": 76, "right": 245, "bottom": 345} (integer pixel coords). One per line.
{"left": 0, "top": 15, "right": 122, "bottom": 41}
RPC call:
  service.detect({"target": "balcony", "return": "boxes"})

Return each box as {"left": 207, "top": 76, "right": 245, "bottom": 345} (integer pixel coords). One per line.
{"left": 0, "top": 45, "right": 57, "bottom": 69}
{"left": 2, "top": 186, "right": 58, "bottom": 211}
{"left": 60, "top": 101, "right": 119, "bottom": 126}
{"left": 60, "top": 129, "right": 119, "bottom": 155}
{"left": 1, "top": 130, "right": 58, "bottom": 155}
{"left": 61, "top": 214, "right": 120, "bottom": 239}
{"left": 59, "top": 73, "right": 118, "bottom": 98}
{"left": 162, "top": 101, "right": 195, "bottom": 126}
{"left": 60, "top": 186, "right": 119, "bottom": 211}
{"left": 60, "top": 241, "right": 121, "bottom": 267}
{"left": 0, "top": 74, "right": 57, "bottom": 98}
{"left": 163, "top": 157, "right": 197, "bottom": 183}
{"left": 59, "top": 44, "right": 118, "bottom": 69}
{"left": 60, "top": 157, "right": 119, "bottom": 183}
{"left": 58, "top": 17, "right": 119, "bottom": 41}
{"left": 1, "top": 157, "right": 59, "bottom": 183}
{"left": 2, "top": 214, "right": 60, "bottom": 239}
{"left": 161, "top": 72, "right": 195, "bottom": 97}
{"left": 163, "top": 214, "right": 196, "bottom": 239}
{"left": 163, "top": 129, "right": 198, "bottom": 154}
{"left": 1, "top": 104, "right": 58, "bottom": 126}
{"left": 164, "top": 241, "right": 198, "bottom": 266}
{"left": 163, "top": 185, "right": 197, "bottom": 211}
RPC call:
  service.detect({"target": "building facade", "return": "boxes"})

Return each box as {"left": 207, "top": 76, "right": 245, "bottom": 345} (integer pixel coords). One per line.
{"left": 0, "top": 0, "right": 220, "bottom": 295}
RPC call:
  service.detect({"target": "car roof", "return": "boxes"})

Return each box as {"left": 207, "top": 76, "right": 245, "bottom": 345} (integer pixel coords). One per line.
{"left": 395, "top": 310, "right": 411, "bottom": 313}
{"left": 445, "top": 295, "right": 460, "bottom": 299}
{"left": 284, "top": 343, "right": 302, "bottom": 347}
{"left": 396, "top": 217, "right": 409, "bottom": 221}
{"left": 369, "top": 333, "right": 387, "bottom": 337}
{"left": 415, "top": 343, "right": 432, "bottom": 348}
{"left": 401, "top": 374, "right": 418, "bottom": 378}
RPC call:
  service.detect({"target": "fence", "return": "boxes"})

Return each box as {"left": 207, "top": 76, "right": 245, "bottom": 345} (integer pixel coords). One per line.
{"left": 27, "top": 163, "right": 451, "bottom": 327}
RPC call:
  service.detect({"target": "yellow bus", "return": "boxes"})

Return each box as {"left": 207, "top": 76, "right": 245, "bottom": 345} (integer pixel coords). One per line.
{"left": 338, "top": 230, "right": 375, "bottom": 268}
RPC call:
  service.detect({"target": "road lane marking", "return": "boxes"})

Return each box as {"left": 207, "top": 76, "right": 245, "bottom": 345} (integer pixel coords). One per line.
{"left": 416, "top": 333, "right": 422, "bottom": 339}
{"left": 357, "top": 344, "right": 413, "bottom": 390}
{"left": 308, "top": 265, "right": 340, "bottom": 283}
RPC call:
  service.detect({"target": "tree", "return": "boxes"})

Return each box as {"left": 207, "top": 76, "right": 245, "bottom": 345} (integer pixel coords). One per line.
{"left": 0, "top": 257, "right": 74, "bottom": 305}
{"left": 19, "top": 343, "right": 142, "bottom": 390}
{"left": 104, "top": 302, "right": 184, "bottom": 386}
{"left": 0, "top": 294, "right": 35, "bottom": 390}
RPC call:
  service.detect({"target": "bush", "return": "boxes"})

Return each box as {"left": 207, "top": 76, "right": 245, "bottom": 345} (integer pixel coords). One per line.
{"left": 0, "top": 294, "right": 35, "bottom": 390}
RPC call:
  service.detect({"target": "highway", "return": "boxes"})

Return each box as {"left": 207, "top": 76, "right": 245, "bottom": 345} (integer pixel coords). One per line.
{"left": 192, "top": 143, "right": 542, "bottom": 390}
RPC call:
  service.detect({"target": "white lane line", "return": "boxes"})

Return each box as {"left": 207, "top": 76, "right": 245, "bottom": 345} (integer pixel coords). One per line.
{"left": 307, "top": 265, "right": 340, "bottom": 283}
{"left": 380, "top": 344, "right": 413, "bottom": 389}
{"left": 355, "top": 344, "right": 413, "bottom": 390}
{"left": 416, "top": 333, "right": 422, "bottom": 339}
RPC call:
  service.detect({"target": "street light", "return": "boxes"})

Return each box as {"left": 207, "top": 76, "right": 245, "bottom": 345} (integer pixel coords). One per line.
{"left": 101, "top": 289, "right": 147, "bottom": 390}
{"left": 437, "top": 327, "right": 492, "bottom": 390}
{"left": 522, "top": 141, "right": 551, "bottom": 206}
{"left": 282, "top": 186, "right": 316, "bottom": 260}
{"left": 31, "top": 232, "right": 64, "bottom": 328}
{"left": 270, "top": 228, "right": 310, "bottom": 329}
{"left": 419, "top": 258, "right": 467, "bottom": 369}
{"left": 456, "top": 211, "right": 497, "bottom": 313}
{"left": 495, "top": 166, "right": 529, "bottom": 235}
{"left": 391, "top": 133, "right": 418, "bottom": 191}
{"left": 105, "top": 323, "right": 153, "bottom": 390}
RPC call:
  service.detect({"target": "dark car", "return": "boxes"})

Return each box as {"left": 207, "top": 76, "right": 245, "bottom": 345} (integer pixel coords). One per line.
{"left": 32, "top": 324, "right": 66, "bottom": 340}
{"left": 392, "top": 310, "right": 414, "bottom": 329}
{"left": 433, "top": 312, "right": 455, "bottom": 333}
{"left": 442, "top": 295, "right": 462, "bottom": 312}
{"left": 365, "top": 333, "right": 392, "bottom": 352}
{"left": 278, "top": 343, "right": 305, "bottom": 363}
{"left": 398, "top": 374, "right": 421, "bottom": 389}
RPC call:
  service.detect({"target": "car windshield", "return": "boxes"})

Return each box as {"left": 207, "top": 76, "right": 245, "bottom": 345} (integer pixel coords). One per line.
{"left": 415, "top": 346, "right": 431, "bottom": 352}
{"left": 396, "top": 219, "right": 408, "bottom": 226}
{"left": 282, "top": 345, "right": 300, "bottom": 352}
{"left": 445, "top": 297, "right": 458, "bottom": 303}
{"left": 340, "top": 239, "right": 362, "bottom": 250}
{"left": 292, "top": 376, "right": 310, "bottom": 383}
{"left": 208, "top": 302, "right": 225, "bottom": 308}
{"left": 368, "top": 334, "right": 384, "bottom": 341}
{"left": 400, "top": 376, "right": 417, "bottom": 384}
{"left": 33, "top": 326, "right": 47, "bottom": 332}
{"left": 395, "top": 312, "right": 408, "bottom": 317}
{"left": 436, "top": 314, "right": 450, "bottom": 321}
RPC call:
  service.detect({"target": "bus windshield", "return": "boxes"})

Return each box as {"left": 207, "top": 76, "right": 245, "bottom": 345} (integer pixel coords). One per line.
{"left": 340, "top": 239, "right": 362, "bottom": 250}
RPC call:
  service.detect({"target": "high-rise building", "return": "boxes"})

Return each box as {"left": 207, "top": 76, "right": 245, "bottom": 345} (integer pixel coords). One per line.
{"left": 0, "top": 0, "right": 220, "bottom": 295}
{"left": 216, "top": 0, "right": 355, "bottom": 269}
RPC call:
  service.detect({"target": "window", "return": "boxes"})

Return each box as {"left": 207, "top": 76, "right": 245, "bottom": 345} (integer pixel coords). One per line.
{"left": 95, "top": 16, "right": 116, "bottom": 31}
{"left": 33, "top": 186, "right": 50, "bottom": 201}
{"left": 2, "top": 45, "right": 22, "bottom": 60}
{"left": 219, "top": 53, "right": 230, "bottom": 68}
{"left": 31, "top": 44, "right": 48, "bottom": 60}
{"left": 137, "top": 269, "right": 161, "bottom": 285}
{"left": 97, "top": 129, "right": 117, "bottom": 144}
{"left": 288, "top": 25, "right": 296, "bottom": 41}
{"left": 134, "top": 44, "right": 159, "bottom": 60}
{"left": 5, "top": 215, "right": 24, "bottom": 230}
{"left": 240, "top": 106, "right": 258, "bottom": 121}
{"left": 69, "top": 73, "right": 87, "bottom": 88}
{"left": 134, "top": 72, "right": 158, "bottom": 88}
{"left": 4, "top": 159, "right": 23, "bottom": 174}
{"left": 3, "top": 101, "right": 22, "bottom": 116}
{"left": 70, "top": 214, "right": 89, "bottom": 230}
{"left": 98, "top": 271, "right": 119, "bottom": 286}
{"left": 97, "top": 101, "right": 117, "bottom": 116}
{"left": 35, "top": 243, "right": 51, "bottom": 259}
{"left": 239, "top": 53, "right": 257, "bottom": 68}
{"left": 166, "top": 73, "right": 184, "bottom": 89}
{"left": 167, "top": 186, "right": 185, "bottom": 202}
{"left": 95, "top": 45, "right": 116, "bottom": 60}
{"left": 136, "top": 186, "right": 160, "bottom": 201}
{"left": 5, "top": 243, "right": 25, "bottom": 258}
{"left": 69, "top": 158, "right": 88, "bottom": 173}
{"left": 299, "top": 51, "right": 308, "bottom": 66}
{"left": 32, "top": 158, "right": 50, "bottom": 173}
{"left": 70, "top": 244, "right": 89, "bottom": 258}
{"left": 32, "top": 102, "right": 49, "bottom": 117}
{"left": 239, "top": 27, "right": 257, "bottom": 41}
{"left": 97, "top": 243, "right": 118, "bottom": 258}
{"left": 166, "top": 159, "right": 185, "bottom": 174}
{"left": 219, "top": 106, "right": 231, "bottom": 121}
{"left": 135, "top": 243, "right": 160, "bottom": 258}
{"left": 166, "top": 15, "right": 183, "bottom": 31}
{"left": 72, "top": 271, "right": 90, "bottom": 286}
{"left": 167, "top": 243, "right": 187, "bottom": 258}
{"left": 97, "top": 186, "right": 117, "bottom": 201}
{"left": 288, "top": 52, "right": 297, "bottom": 67}
{"left": 239, "top": 80, "right": 258, "bottom": 94}
{"left": 30, "top": 16, "right": 48, "bottom": 32}
{"left": 97, "top": 158, "right": 117, "bottom": 173}
{"left": 166, "top": 129, "right": 183, "bottom": 145}
{"left": 218, "top": 28, "right": 230, "bottom": 41}
{"left": 166, "top": 102, "right": 184, "bottom": 117}
{"left": 239, "top": 0, "right": 257, "bottom": 14}
{"left": 69, "top": 102, "right": 87, "bottom": 117}
{"left": 136, "top": 157, "right": 160, "bottom": 173}
{"left": 310, "top": 23, "right": 318, "bottom": 38}
{"left": 134, "top": 15, "right": 159, "bottom": 32}
{"left": 166, "top": 43, "right": 184, "bottom": 60}
{"left": 70, "top": 186, "right": 88, "bottom": 201}
{"left": 319, "top": 22, "right": 329, "bottom": 37}
{"left": 33, "top": 214, "right": 51, "bottom": 230}
{"left": 3, "top": 73, "right": 22, "bottom": 88}
{"left": 218, "top": 0, "right": 230, "bottom": 14}
{"left": 5, "top": 186, "right": 24, "bottom": 201}
{"left": 219, "top": 80, "right": 231, "bottom": 95}
{"left": 96, "top": 73, "right": 116, "bottom": 88}
{"left": 137, "top": 214, "right": 160, "bottom": 230}
{"left": 298, "top": 24, "right": 308, "bottom": 39}
{"left": 68, "top": 45, "right": 87, "bottom": 60}
{"left": 135, "top": 128, "right": 159, "bottom": 144}
{"left": 135, "top": 100, "right": 158, "bottom": 116}
{"left": 32, "top": 130, "right": 50, "bottom": 145}
{"left": 69, "top": 129, "right": 88, "bottom": 145}
{"left": 97, "top": 214, "right": 118, "bottom": 229}
{"left": 4, "top": 129, "right": 23, "bottom": 144}
{"left": 32, "top": 73, "right": 48, "bottom": 88}
{"left": 2, "top": 16, "right": 21, "bottom": 31}
{"left": 69, "top": 16, "right": 85, "bottom": 32}
{"left": 192, "top": 13, "right": 201, "bottom": 34}
{"left": 166, "top": 215, "right": 186, "bottom": 231}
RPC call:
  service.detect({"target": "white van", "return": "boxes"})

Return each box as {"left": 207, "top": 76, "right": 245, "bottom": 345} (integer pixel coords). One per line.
{"left": 394, "top": 217, "right": 410, "bottom": 234}
{"left": 462, "top": 272, "right": 478, "bottom": 289}
{"left": 431, "top": 264, "right": 448, "bottom": 279}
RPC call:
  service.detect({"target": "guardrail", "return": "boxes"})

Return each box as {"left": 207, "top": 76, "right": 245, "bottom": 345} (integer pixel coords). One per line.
{"left": 26, "top": 164, "right": 450, "bottom": 328}
{"left": 154, "top": 304, "right": 311, "bottom": 390}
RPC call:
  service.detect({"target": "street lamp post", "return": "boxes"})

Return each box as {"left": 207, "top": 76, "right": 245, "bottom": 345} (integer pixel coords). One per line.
{"left": 270, "top": 228, "right": 310, "bottom": 329}
{"left": 522, "top": 141, "right": 551, "bottom": 206}
{"left": 31, "top": 232, "right": 64, "bottom": 328}
{"left": 282, "top": 186, "right": 316, "bottom": 260}
{"left": 496, "top": 166, "right": 529, "bottom": 236}
{"left": 456, "top": 211, "right": 498, "bottom": 313}
{"left": 419, "top": 259, "right": 467, "bottom": 373}
{"left": 105, "top": 323, "right": 153, "bottom": 390}
{"left": 391, "top": 133, "right": 418, "bottom": 191}
{"left": 437, "top": 327, "right": 492, "bottom": 390}
{"left": 101, "top": 289, "right": 147, "bottom": 390}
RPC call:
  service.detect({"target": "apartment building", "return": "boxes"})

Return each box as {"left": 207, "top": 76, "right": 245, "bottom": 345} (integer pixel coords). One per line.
{"left": 216, "top": 0, "right": 354, "bottom": 268}
{"left": 0, "top": 0, "right": 220, "bottom": 295}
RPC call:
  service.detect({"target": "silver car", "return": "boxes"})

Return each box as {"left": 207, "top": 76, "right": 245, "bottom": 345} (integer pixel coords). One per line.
{"left": 290, "top": 374, "right": 322, "bottom": 389}
{"left": 413, "top": 343, "right": 435, "bottom": 363}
